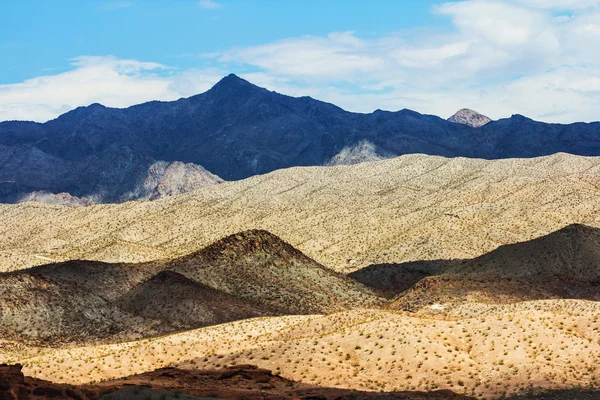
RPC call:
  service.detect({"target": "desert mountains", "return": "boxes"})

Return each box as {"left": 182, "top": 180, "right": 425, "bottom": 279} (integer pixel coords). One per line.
{"left": 3, "top": 222, "right": 599, "bottom": 344}
{"left": 2, "top": 152, "right": 600, "bottom": 398}
{"left": 3, "top": 74, "right": 600, "bottom": 202}
{"left": 1, "top": 152, "right": 600, "bottom": 273}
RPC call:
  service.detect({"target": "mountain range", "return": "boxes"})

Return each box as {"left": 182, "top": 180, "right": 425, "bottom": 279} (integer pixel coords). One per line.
{"left": 2, "top": 74, "right": 600, "bottom": 203}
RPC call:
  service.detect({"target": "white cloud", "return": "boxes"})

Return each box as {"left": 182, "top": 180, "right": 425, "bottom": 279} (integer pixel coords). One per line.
{"left": 198, "top": 0, "right": 221, "bottom": 9}
{"left": 219, "top": 32, "right": 387, "bottom": 81}
{"left": 516, "top": 0, "right": 600, "bottom": 9}
{"left": 3, "top": 0, "right": 600, "bottom": 123}
{"left": 211, "top": 0, "right": 600, "bottom": 122}
{"left": 0, "top": 56, "right": 224, "bottom": 122}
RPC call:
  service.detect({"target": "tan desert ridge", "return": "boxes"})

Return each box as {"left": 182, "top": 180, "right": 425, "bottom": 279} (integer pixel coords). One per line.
{"left": 1, "top": 153, "right": 600, "bottom": 274}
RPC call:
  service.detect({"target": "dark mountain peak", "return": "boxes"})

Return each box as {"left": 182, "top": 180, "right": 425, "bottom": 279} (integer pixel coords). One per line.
{"left": 509, "top": 113, "right": 533, "bottom": 122}
{"left": 222, "top": 72, "right": 243, "bottom": 81}
{"left": 398, "top": 108, "right": 423, "bottom": 117}
{"left": 53, "top": 102, "right": 107, "bottom": 122}
{"left": 209, "top": 73, "right": 261, "bottom": 93}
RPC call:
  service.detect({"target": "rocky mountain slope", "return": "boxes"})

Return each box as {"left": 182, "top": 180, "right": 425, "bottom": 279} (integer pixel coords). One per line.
{"left": 124, "top": 160, "right": 224, "bottom": 201}
{"left": 326, "top": 140, "right": 389, "bottom": 165}
{"left": 1, "top": 153, "right": 600, "bottom": 273}
{"left": 2, "top": 74, "right": 600, "bottom": 203}
{"left": 448, "top": 108, "right": 492, "bottom": 127}
{"left": 0, "top": 230, "right": 381, "bottom": 343}
{"left": 389, "top": 224, "right": 600, "bottom": 311}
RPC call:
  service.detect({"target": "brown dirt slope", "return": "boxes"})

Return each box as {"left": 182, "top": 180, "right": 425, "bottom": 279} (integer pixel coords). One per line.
{"left": 391, "top": 224, "right": 600, "bottom": 311}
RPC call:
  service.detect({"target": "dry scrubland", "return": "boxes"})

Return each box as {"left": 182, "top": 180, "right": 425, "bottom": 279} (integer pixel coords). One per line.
{"left": 0, "top": 300, "right": 598, "bottom": 399}
{"left": 2, "top": 152, "right": 600, "bottom": 399}
{"left": 2, "top": 153, "right": 600, "bottom": 273}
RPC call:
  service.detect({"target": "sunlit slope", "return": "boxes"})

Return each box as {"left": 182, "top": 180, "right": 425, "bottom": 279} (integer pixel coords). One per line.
{"left": 1, "top": 152, "right": 600, "bottom": 273}
{"left": 5, "top": 300, "right": 599, "bottom": 399}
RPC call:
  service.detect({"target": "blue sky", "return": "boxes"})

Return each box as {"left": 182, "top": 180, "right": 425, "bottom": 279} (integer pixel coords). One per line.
{"left": 2, "top": 1, "right": 445, "bottom": 83}
{"left": 1, "top": 0, "right": 600, "bottom": 123}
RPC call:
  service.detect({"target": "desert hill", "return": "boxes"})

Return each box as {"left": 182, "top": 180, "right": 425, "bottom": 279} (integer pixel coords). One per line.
{"left": 169, "top": 229, "right": 382, "bottom": 314}
{"left": 115, "top": 270, "right": 270, "bottom": 330}
{"left": 5, "top": 300, "right": 598, "bottom": 399}
{"left": 348, "top": 260, "right": 453, "bottom": 298}
{"left": 27, "top": 260, "right": 161, "bottom": 301}
{"left": 2, "top": 153, "right": 600, "bottom": 273}
{"left": 390, "top": 224, "right": 600, "bottom": 311}
{"left": 0, "top": 269, "right": 163, "bottom": 343}
{"left": 3, "top": 74, "right": 600, "bottom": 203}
{"left": 445, "top": 223, "right": 600, "bottom": 281}
{"left": 0, "top": 230, "right": 381, "bottom": 343}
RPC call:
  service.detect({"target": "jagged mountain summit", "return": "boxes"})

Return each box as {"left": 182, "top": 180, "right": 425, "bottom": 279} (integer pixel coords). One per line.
{"left": 447, "top": 108, "right": 492, "bottom": 127}
{"left": 2, "top": 73, "right": 600, "bottom": 203}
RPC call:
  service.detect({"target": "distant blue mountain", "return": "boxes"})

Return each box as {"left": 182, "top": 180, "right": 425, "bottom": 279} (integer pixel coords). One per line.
{"left": 1, "top": 73, "right": 599, "bottom": 203}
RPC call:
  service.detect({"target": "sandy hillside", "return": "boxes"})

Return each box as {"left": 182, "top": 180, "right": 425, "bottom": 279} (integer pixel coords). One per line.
{"left": 377, "top": 223, "right": 600, "bottom": 311}
{"left": 3, "top": 299, "right": 599, "bottom": 399}
{"left": 0, "top": 230, "right": 380, "bottom": 343}
{"left": 1, "top": 153, "right": 600, "bottom": 273}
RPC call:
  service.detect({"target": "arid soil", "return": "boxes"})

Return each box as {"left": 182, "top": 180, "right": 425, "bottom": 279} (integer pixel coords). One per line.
{"left": 2, "top": 153, "right": 600, "bottom": 273}
{"left": 2, "top": 300, "right": 598, "bottom": 399}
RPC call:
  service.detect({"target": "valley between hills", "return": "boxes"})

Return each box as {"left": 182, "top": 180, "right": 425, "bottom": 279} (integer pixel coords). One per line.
{"left": 2, "top": 153, "right": 600, "bottom": 399}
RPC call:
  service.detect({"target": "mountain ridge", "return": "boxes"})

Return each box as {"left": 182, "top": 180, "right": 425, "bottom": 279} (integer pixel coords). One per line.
{"left": 3, "top": 74, "right": 600, "bottom": 203}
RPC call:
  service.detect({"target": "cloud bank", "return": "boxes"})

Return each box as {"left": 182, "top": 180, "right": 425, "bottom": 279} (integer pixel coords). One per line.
{"left": 2, "top": 0, "right": 600, "bottom": 123}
